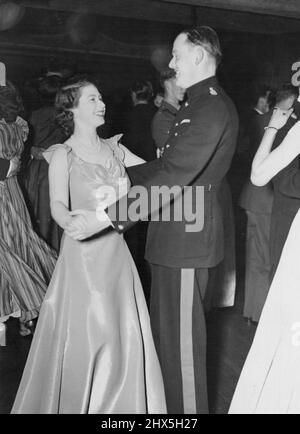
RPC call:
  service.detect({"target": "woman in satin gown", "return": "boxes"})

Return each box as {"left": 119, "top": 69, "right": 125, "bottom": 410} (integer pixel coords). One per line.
{"left": 229, "top": 109, "right": 300, "bottom": 413}
{"left": 12, "top": 78, "right": 166, "bottom": 414}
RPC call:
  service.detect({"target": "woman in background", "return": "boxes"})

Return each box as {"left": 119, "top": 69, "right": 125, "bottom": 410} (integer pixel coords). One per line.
{"left": 0, "top": 81, "right": 56, "bottom": 338}
{"left": 229, "top": 108, "right": 300, "bottom": 413}
{"left": 25, "top": 74, "right": 65, "bottom": 252}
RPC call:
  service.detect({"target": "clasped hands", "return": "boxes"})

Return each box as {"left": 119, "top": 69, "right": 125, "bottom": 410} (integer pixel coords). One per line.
{"left": 65, "top": 208, "right": 112, "bottom": 241}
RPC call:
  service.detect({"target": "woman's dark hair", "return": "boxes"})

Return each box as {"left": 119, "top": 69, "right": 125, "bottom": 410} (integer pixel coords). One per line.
{"left": 55, "top": 77, "right": 95, "bottom": 137}
{"left": 275, "top": 83, "right": 299, "bottom": 105}
{"left": 130, "top": 79, "right": 153, "bottom": 102}
{"left": 182, "top": 26, "right": 222, "bottom": 67}
{"left": 0, "top": 80, "right": 24, "bottom": 123}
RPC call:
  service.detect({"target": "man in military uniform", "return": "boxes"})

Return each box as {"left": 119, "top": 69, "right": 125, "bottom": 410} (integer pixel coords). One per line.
{"left": 68, "top": 26, "right": 238, "bottom": 414}
{"left": 151, "top": 68, "right": 185, "bottom": 154}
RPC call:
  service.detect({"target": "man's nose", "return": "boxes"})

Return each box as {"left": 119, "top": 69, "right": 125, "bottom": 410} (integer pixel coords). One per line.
{"left": 169, "top": 57, "right": 175, "bottom": 69}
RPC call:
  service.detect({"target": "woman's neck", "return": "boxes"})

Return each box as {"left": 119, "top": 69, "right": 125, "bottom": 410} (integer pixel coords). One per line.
{"left": 72, "top": 126, "right": 100, "bottom": 152}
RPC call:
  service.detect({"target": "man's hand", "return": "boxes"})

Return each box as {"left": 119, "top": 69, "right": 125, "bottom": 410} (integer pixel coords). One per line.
{"left": 7, "top": 157, "right": 20, "bottom": 178}
{"left": 65, "top": 209, "right": 112, "bottom": 240}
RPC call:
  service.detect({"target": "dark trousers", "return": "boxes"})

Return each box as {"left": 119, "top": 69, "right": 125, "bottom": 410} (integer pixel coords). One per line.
{"left": 150, "top": 263, "right": 209, "bottom": 414}
{"left": 243, "top": 211, "right": 272, "bottom": 322}
{"left": 270, "top": 210, "right": 298, "bottom": 282}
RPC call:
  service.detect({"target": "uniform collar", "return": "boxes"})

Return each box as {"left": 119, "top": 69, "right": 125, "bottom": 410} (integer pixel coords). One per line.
{"left": 186, "top": 76, "right": 218, "bottom": 101}
{"left": 160, "top": 100, "right": 178, "bottom": 115}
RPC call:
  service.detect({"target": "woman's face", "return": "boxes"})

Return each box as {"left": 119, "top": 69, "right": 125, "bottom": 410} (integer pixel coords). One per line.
{"left": 72, "top": 84, "right": 106, "bottom": 128}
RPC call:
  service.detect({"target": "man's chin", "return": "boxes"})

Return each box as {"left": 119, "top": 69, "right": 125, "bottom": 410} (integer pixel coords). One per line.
{"left": 175, "top": 77, "right": 188, "bottom": 90}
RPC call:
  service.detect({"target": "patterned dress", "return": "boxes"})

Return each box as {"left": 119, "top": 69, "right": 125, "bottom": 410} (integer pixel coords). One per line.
{"left": 0, "top": 119, "right": 57, "bottom": 323}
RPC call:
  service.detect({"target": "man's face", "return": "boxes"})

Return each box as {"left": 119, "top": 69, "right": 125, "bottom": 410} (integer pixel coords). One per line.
{"left": 169, "top": 33, "right": 198, "bottom": 89}
{"left": 169, "top": 78, "right": 186, "bottom": 102}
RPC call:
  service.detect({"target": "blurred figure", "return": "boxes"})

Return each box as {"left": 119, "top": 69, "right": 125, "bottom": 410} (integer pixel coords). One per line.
{"left": 24, "top": 74, "right": 65, "bottom": 252}
{"left": 240, "top": 84, "right": 275, "bottom": 172}
{"left": 122, "top": 79, "right": 157, "bottom": 161}
{"left": 151, "top": 68, "right": 185, "bottom": 156}
{"left": 240, "top": 83, "right": 298, "bottom": 322}
{"left": 153, "top": 91, "right": 164, "bottom": 108}
{"left": 0, "top": 81, "right": 56, "bottom": 339}
{"left": 122, "top": 79, "right": 157, "bottom": 303}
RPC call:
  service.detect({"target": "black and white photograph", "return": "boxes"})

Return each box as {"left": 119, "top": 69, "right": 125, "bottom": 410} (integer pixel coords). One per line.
{"left": 1, "top": 0, "right": 300, "bottom": 416}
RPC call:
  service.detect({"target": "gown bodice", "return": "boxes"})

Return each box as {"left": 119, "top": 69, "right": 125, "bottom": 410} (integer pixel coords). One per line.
{"left": 44, "top": 135, "right": 130, "bottom": 212}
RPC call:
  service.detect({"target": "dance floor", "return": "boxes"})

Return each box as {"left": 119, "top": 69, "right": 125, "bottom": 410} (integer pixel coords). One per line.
{"left": 0, "top": 288, "right": 256, "bottom": 415}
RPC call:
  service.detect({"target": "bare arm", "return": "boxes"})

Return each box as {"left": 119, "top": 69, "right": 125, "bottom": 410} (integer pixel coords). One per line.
{"left": 48, "top": 148, "right": 71, "bottom": 230}
{"left": 251, "top": 108, "right": 298, "bottom": 186}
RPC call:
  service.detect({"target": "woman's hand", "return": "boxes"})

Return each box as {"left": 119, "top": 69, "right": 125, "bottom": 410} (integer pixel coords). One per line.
{"left": 65, "top": 209, "right": 111, "bottom": 240}
{"left": 268, "top": 107, "right": 294, "bottom": 130}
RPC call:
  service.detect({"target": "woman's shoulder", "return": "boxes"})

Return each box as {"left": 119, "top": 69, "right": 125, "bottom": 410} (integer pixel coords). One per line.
{"left": 102, "top": 134, "right": 125, "bottom": 162}
{"left": 43, "top": 142, "right": 72, "bottom": 164}
{"left": 102, "top": 134, "right": 123, "bottom": 149}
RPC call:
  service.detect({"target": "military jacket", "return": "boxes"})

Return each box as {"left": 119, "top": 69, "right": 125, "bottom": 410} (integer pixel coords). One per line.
{"left": 107, "top": 76, "right": 239, "bottom": 268}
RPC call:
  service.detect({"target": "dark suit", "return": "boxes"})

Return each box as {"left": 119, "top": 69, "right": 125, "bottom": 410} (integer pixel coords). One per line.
{"left": 122, "top": 102, "right": 157, "bottom": 162}
{"left": 239, "top": 111, "right": 274, "bottom": 322}
{"left": 121, "top": 102, "right": 157, "bottom": 300}
{"left": 107, "top": 76, "right": 238, "bottom": 413}
{"left": 270, "top": 108, "right": 300, "bottom": 280}
{"left": 0, "top": 158, "right": 9, "bottom": 180}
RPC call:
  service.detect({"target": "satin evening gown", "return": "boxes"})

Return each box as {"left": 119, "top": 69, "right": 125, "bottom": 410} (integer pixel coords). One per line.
{"left": 229, "top": 208, "right": 300, "bottom": 414}
{"left": 12, "top": 136, "right": 166, "bottom": 414}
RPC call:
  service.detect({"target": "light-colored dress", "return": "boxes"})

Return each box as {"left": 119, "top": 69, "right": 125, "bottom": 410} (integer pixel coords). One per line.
{"left": 11, "top": 136, "right": 166, "bottom": 414}
{"left": 229, "top": 208, "right": 300, "bottom": 414}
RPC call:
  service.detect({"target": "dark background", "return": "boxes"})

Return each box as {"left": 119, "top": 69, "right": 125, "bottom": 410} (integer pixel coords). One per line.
{"left": 0, "top": 0, "right": 299, "bottom": 111}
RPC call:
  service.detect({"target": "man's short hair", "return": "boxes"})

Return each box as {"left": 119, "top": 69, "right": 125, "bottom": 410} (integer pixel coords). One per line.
{"left": 182, "top": 26, "right": 222, "bottom": 66}
{"left": 275, "top": 83, "right": 298, "bottom": 105}
{"left": 130, "top": 79, "right": 153, "bottom": 102}
{"left": 251, "top": 83, "right": 274, "bottom": 107}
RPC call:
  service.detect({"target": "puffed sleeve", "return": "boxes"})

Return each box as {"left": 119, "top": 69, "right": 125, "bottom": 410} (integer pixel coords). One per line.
{"left": 43, "top": 143, "right": 72, "bottom": 164}
{"left": 103, "top": 134, "right": 125, "bottom": 163}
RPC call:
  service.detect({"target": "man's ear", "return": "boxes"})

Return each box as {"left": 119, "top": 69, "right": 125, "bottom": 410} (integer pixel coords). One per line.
{"left": 195, "top": 46, "right": 204, "bottom": 65}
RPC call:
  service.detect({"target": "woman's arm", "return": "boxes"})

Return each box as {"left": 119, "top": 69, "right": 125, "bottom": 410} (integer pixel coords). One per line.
{"left": 251, "top": 108, "right": 297, "bottom": 186}
{"left": 119, "top": 144, "right": 145, "bottom": 167}
{"left": 48, "top": 148, "right": 71, "bottom": 229}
